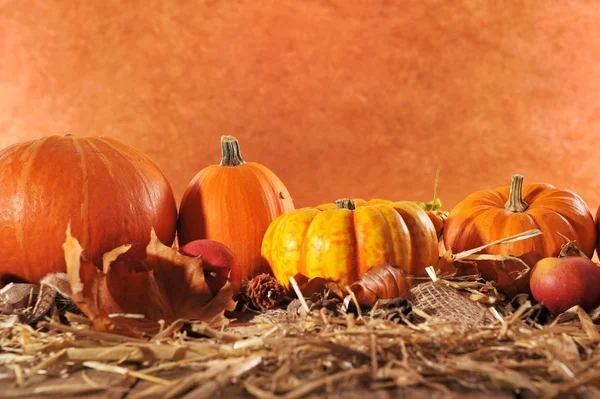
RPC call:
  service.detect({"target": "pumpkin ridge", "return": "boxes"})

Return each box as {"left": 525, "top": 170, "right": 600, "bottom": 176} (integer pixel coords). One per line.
{"left": 529, "top": 190, "right": 595, "bottom": 220}
{"left": 270, "top": 213, "right": 293, "bottom": 284}
{"left": 119, "top": 137, "right": 178, "bottom": 186}
{"left": 177, "top": 168, "right": 211, "bottom": 244}
{"left": 353, "top": 205, "right": 390, "bottom": 278}
{"left": 262, "top": 213, "right": 286, "bottom": 283}
{"left": 530, "top": 205, "right": 595, "bottom": 257}
{"left": 237, "top": 166, "right": 286, "bottom": 278}
{"left": 297, "top": 213, "right": 314, "bottom": 281}
{"left": 246, "top": 162, "right": 292, "bottom": 217}
{"left": 523, "top": 188, "right": 567, "bottom": 206}
{"left": 449, "top": 207, "right": 500, "bottom": 253}
{"left": 377, "top": 206, "right": 396, "bottom": 268}
{"left": 85, "top": 138, "right": 116, "bottom": 178}
{"left": 530, "top": 191, "right": 592, "bottom": 216}
{"left": 392, "top": 202, "right": 437, "bottom": 276}
{"left": 467, "top": 190, "right": 507, "bottom": 206}
{"left": 14, "top": 137, "right": 50, "bottom": 259}
{"left": 527, "top": 208, "right": 575, "bottom": 257}
{"left": 443, "top": 205, "right": 492, "bottom": 247}
{"left": 520, "top": 183, "right": 556, "bottom": 203}
{"left": 348, "top": 209, "right": 360, "bottom": 283}
{"left": 377, "top": 202, "right": 410, "bottom": 269}
{"left": 0, "top": 141, "right": 24, "bottom": 164}
{"left": 97, "top": 137, "right": 158, "bottom": 237}
{"left": 70, "top": 137, "right": 91, "bottom": 256}
{"left": 501, "top": 210, "right": 538, "bottom": 255}
{"left": 306, "top": 208, "right": 356, "bottom": 284}
{"left": 459, "top": 196, "right": 505, "bottom": 210}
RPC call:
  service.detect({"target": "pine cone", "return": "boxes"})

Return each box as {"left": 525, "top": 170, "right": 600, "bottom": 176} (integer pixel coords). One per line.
{"left": 245, "top": 274, "right": 286, "bottom": 311}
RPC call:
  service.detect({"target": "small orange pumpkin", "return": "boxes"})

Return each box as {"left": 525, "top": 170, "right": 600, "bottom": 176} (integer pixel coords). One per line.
{"left": 261, "top": 198, "right": 438, "bottom": 290}
{"left": 178, "top": 136, "right": 295, "bottom": 293}
{"left": 444, "top": 174, "right": 596, "bottom": 295}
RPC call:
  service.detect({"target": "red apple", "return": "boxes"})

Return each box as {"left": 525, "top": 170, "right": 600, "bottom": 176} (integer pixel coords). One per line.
{"left": 530, "top": 256, "right": 600, "bottom": 314}
{"left": 179, "top": 240, "right": 236, "bottom": 296}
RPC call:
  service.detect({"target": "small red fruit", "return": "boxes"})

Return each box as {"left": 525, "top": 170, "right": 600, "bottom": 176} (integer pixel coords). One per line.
{"left": 179, "top": 240, "right": 236, "bottom": 296}
{"left": 530, "top": 256, "right": 600, "bottom": 314}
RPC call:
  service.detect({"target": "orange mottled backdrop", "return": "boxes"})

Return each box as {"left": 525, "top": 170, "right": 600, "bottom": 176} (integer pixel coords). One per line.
{"left": 1, "top": 1, "right": 600, "bottom": 212}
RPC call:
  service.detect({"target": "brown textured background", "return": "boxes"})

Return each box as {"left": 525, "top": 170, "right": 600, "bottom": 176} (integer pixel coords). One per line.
{"left": 1, "top": 1, "right": 600, "bottom": 213}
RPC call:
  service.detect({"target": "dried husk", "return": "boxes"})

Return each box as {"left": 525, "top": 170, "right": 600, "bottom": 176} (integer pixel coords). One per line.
{"left": 62, "top": 225, "right": 236, "bottom": 336}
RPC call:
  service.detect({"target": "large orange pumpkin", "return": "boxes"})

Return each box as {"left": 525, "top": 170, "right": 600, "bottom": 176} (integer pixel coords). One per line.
{"left": 444, "top": 174, "right": 596, "bottom": 295}
{"left": 0, "top": 135, "right": 178, "bottom": 284}
{"left": 177, "top": 136, "right": 295, "bottom": 293}
{"left": 262, "top": 198, "right": 439, "bottom": 290}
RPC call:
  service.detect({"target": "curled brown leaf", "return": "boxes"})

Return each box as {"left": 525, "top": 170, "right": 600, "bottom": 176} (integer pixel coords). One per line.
{"left": 0, "top": 273, "right": 72, "bottom": 323}
{"left": 288, "top": 266, "right": 413, "bottom": 307}
{"left": 63, "top": 225, "right": 236, "bottom": 337}
{"left": 349, "top": 265, "right": 412, "bottom": 306}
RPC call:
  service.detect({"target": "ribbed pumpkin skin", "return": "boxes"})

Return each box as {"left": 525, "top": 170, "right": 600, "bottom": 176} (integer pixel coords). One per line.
{"left": 0, "top": 136, "right": 178, "bottom": 284}
{"left": 444, "top": 180, "right": 596, "bottom": 295}
{"left": 178, "top": 161, "right": 294, "bottom": 293}
{"left": 262, "top": 199, "right": 439, "bottom": 290}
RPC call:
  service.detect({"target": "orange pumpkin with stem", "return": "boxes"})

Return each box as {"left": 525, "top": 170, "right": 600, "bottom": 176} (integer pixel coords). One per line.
{"left": 178, "top": 136, "right": 295, "bottom": 293}
{"left": 444, "top": 174, "right": 596, "bottom": 295}
{"left": 262, "top": 198, "right": 438, "bottom": 290}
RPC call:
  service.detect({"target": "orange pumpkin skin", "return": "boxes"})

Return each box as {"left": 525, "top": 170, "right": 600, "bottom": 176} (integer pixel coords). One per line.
{"left": 596, "top": 206, "right": 600, "bottom": 257}
{"left": 177, "top": 136, "right": 294, "bottom": 293}
{"left": 444, "top": 175, "right": 596, "bottom": 295}
{"left": 262, "top": 199, "right": 438, "bottom": 290}
{"left": 0, "top": 135, "right": 178, "bottom": 284}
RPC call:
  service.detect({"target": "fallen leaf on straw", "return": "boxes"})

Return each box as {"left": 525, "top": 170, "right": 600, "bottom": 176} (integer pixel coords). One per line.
{"left": 0, "top": 273, "right": 73, "bottom": 323}
{"left": 62, "top": 225, "right": 236, "bottom": 336}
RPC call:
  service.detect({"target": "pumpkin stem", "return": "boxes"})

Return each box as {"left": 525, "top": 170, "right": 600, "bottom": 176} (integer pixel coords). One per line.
{"left": 336, "top": 199, "right": 356, "bottom": 210}
{"left": 220, "top": 136, "right": 246, "bottom": 166}
{"left": 504, "top": 174, "right": 529, "bottom": 212}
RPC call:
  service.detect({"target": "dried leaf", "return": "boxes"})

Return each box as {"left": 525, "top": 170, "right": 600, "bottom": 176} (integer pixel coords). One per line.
{"left": 41, "top": 272, "right": 73, "bottom": 298}
{"left": 289, "top": 266, "right": 413, "bottom": 307}
{"left": 349, "top": 265, "right": 412, "bottom": 306}
{"left": 0, "top": 283, "right": 36, "bottom": 311}
{"left": 292, "top": 274, "right": 345, "bottom": 299}
{"left": 0, "top": 272, "right": 73, "bottom": 323}
{"left": 576, "top": 306, "right": 599, "bottom": 343}
{"left": 62, "top": 225, "right": 236, "bottom": 336}
{"left": 451, "top": 229, "right": 543, "bottom": 261}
